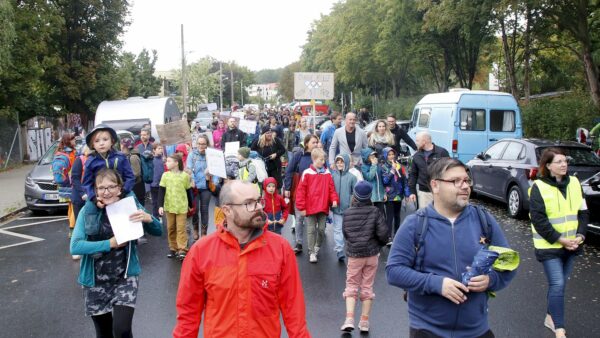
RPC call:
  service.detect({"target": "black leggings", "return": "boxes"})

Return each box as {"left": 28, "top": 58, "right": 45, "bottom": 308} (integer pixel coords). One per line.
{"left": 385, "top": 201, "right": 402, "bottom": 239}
{"left": 191, "top": 189, "right": 212, "bottom": 229}
{"left": 91, "top": 305, "right": 134, "bottom": 338}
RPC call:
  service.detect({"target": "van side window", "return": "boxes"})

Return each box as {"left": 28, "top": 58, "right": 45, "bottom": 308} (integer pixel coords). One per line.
{"left": 460, "top": 109, "right": 485, "bottom": 131}
{"left": 418, "top": 108, "right": 431, "bottom": 128}
{"left": 490, "top": 110, "right": 515, "bottom": 132}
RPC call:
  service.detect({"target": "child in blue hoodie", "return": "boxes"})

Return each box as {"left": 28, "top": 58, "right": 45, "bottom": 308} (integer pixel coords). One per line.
{"left": 360, "top": 148, "right": 386, "bottom": 216}
{"left": 331, "top": 153, "right": 357, "bottom": 262}
{"left": 150, "top": 143, "right": 165, "bottom": 218}
{"left": 382, "top": 147, "right": 410, "bottom": 244}
{"left": 82, "top": 124, "right": 135, "bottom": 207}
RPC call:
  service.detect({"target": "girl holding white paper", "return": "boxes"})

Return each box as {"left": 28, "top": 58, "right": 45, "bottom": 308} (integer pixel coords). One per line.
{"left": 70, "top": 168, "right": 162, "bottom": 338}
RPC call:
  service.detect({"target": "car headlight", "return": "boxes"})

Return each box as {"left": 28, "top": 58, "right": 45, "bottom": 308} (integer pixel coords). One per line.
{"left": 25, "top": 176, "right": 35, "bottom": 187}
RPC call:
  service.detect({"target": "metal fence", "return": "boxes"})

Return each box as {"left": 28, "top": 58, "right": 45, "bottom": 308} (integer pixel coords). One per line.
{"left": 0, "top": 112, "right": 23, "bottom": 169}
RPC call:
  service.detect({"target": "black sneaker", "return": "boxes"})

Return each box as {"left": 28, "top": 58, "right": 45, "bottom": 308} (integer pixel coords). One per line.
{"left": 167, "top": 251, "right": 176, "bottom": 258}
{"left": 293, "top": 243, "right": 303, "bottom": 255}
{"left": 336, "top": 251, "right": 346, "bottom": 262}
{"left": 176, "top": 252, "right": 187, "bottom": 261}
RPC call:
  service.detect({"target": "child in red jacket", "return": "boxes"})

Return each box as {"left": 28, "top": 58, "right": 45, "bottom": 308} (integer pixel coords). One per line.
{"left": 295, "top": 148, "right": 339, "bottom": 263}
{"left": 262, "top": 177, "right": 289, "bottom": 234}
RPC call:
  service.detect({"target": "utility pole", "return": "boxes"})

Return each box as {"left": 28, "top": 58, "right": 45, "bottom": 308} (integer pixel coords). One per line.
{"left": 241, "top": 80, "right": 244, "bottom": 106}
{"left": 230, "top": 63, "right": 234, "bottom": 107}
{"left": 219, "top": 62, "right": 223, "bottom": 111}
{"left": 180, "top": 24, "right": 187, "bottom": 119}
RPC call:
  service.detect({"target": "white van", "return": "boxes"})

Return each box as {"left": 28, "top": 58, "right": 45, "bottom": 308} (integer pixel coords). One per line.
{"left": 94, "top": 97, "right": 181, "bottom": 142}
{"left": 408, "top": 90, "right": 522, "bottom": 162}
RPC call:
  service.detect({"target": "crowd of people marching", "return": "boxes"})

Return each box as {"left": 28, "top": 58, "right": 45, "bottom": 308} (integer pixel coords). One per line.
{"left": 54, "top": 106, "right": 586, "bottom": 338}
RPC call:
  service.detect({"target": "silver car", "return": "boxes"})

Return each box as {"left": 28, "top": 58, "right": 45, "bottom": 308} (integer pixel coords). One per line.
{"left": 24, "top": 141, "right": 68, "bottom": 213}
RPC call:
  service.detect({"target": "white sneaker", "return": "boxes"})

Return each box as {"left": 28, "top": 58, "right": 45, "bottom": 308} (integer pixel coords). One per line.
{"left": 314, "top": 246, "right": 320, "bottom": 255}
{"left": 309, "top": 253, "right": 318, "bottom": 263}
{"left": 71, "top": 255, "right": 81, "bottom": 260}
{"left": 544, "top": 314, "right": 555, "bottom": 333}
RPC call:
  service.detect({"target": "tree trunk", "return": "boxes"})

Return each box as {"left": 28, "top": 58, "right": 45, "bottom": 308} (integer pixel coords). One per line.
{"left": 500, "top": 16, "right": 519, "bottom": 98}
{"left": 523, "top": 3, "right": 532, "bottom": 104}
{"left": 582, "top": 47, "right": 600, "bottom": 109}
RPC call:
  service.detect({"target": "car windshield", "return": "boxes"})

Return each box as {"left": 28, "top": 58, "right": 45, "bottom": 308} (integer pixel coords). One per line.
{"left": 536, "top": 147, "right": 600, "bottom": 166}
{"left": 40, "top": 142, "right": 58, "bottom": 165}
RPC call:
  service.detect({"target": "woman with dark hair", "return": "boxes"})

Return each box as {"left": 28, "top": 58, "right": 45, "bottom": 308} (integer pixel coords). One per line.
{"left": 529, "top": 147, "right": 588, "bottom": 338}
{"left": 70, "top": 168, "right": 162, "bottom": 338}
{"left": 284, "top": 134, "right": 320, "bottom": 254}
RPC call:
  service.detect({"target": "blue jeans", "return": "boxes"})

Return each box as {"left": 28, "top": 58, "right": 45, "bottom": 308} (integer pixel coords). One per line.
{"left": 541, "top": 254, "right": 576, "bottom": 329}
{"left": 332, "top": 214, "right": 344, "bottom": 254}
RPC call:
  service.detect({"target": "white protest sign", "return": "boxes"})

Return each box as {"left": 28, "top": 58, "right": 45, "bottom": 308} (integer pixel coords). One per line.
{"left": 105, "top": 196, "right": 144, "bottom": 245}
{"left": 294, "top": 72, "right": 335, "bottom": 100}
{"left": 224, "top": 141, "right": 240, "bottom": 157}
{"left": 232, "top": 111, "right": 245, "bottom": 119}
{"left": 238, "top": 119, "right": 257, "bottom": 134}
{"left": 205, "top": 147, "right": 227, "bottom": 178}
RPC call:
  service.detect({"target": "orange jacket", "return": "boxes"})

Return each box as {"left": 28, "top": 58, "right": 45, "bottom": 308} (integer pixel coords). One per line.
{"left": 173, "top": 223, "right": 311, "bottom": 338}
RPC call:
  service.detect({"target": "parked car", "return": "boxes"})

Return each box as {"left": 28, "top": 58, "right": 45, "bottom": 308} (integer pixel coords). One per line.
{"left": 193, "top": 111, "right": 214, "bottom": 130}
{"left": 24, "top": 141, "right": 68, "bottom": 214}
{"left": 466, "top": 138, "right": 600, "bottom": 233}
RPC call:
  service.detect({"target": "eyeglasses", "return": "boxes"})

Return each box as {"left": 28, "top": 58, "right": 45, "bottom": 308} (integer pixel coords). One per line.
{"left": 435, "top": 178, "right": 473, "bottom": 188}
{"left": 227, "top": 199, "right": 265, "bottom": 212}
{"left": 97, "top": 185, "right": 120, "bottom": 193}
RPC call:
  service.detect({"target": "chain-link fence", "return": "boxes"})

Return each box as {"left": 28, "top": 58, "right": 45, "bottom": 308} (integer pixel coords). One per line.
{"left": 0, "top": 111, "right": 23, "bottom": 169}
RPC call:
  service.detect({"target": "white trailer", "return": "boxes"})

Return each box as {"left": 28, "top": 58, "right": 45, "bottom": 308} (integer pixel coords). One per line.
{"left": 94, "top": 97, "right": 181, "bottom": 142}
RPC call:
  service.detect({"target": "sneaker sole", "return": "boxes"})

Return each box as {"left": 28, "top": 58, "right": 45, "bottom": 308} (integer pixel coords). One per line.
{"left": 341, "top": 327, "right": 354, "bottom": 332}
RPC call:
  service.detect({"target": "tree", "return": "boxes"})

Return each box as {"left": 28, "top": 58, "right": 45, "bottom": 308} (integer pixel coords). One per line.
{"left": 46, "top": 0, "right": 130, "bottom": 119}
{"left": 255, "top": 68, "right": 283, "bottom": 83}
{"left": 0, "top": 0, "right": 15, "bottom": 77}
{"left": 278, "top": 61, "right": 302, "bottom": 101}
{"left": 119, "top": 49, "right": 161, "bottom": 98}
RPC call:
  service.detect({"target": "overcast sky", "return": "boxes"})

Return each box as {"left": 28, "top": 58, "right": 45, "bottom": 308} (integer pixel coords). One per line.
{"left": 122, "top": 0, "right": 338, "bottom": 72}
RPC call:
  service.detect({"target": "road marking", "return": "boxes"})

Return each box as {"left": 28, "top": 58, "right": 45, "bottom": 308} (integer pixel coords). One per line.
{"left": 18, "top": 216, "right": 67, "bottom": 220}
{"left": 0, "top": 217, "right": 66, "bottom": 250}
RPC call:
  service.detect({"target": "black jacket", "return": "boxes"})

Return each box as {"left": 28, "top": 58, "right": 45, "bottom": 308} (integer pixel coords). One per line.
{"left": 222, "top": 128, "right": 247, "bottom": 146}
{"left": 408, "top": 144, "right": 450, "bottom": 194}
{"left": 250, "top": 137, "right": 286, "bottom": 172}
{"left": 390, "top": 125, "right": 417, "bottom": 154}
{"left": 529, "top": 175, "right": 588, "bottom": 261}
{"left": 342, "top": 200, "right": 388, "bottom": 257}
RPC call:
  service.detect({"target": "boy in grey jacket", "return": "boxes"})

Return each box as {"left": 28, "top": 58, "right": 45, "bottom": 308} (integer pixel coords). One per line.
{"left": 331, "top": 153, "right": 357, "bottom": 262}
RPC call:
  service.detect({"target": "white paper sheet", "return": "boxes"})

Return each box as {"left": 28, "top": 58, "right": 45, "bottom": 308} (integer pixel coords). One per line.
{"left": 238, "top": 119, "right": 257, "bottom": 134}
{"left": 232, "top": 111, "right": 245, "bottom": 119}
{"left": 224, "top": 141, "right": 240, "bottom": 157}
{"left": 105, "top": 196, "right": 144, "bottom": 245}
{"left": 206, "top": 147, "right": 227, "bottom": 178}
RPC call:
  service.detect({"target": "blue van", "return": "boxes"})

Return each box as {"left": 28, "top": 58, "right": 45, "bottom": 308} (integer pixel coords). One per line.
{"left": 408, "top": 90, "right": 522, "bottom": 162}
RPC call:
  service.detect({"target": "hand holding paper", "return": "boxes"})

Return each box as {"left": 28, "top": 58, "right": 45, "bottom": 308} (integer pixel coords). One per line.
{"left": 105, "top": 196, "right": 145, "bottom": 245}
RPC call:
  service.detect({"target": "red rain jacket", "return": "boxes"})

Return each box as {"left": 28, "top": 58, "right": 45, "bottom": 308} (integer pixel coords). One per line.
{"left": 295, "top": 165, "right": 339, "bottom": 216}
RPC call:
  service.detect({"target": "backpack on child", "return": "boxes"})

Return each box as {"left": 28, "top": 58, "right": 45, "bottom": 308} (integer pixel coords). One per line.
{"left": 52, "top": 151, "right": 72, "bottom": 186}
{"left": 248, "top": 151, "right": 268, "bottom": 183}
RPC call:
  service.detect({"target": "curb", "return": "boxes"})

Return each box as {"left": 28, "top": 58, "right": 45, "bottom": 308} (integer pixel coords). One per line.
{"left": 0, "top": 207, "right": 28, "bottom": 224}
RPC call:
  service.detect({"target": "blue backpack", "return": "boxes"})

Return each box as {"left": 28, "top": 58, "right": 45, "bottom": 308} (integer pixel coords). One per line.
{"left": 52, "top": 152, "right": 71, "bottom": 186}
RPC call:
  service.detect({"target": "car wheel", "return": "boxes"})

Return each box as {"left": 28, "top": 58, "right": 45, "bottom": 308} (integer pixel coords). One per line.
{"left": 507, "top": 186, "right": 523, "bottom": 219}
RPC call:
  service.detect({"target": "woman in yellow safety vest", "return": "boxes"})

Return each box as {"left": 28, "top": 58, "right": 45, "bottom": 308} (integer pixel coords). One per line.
{"left": 529, "top": 148, "right": 588, "bottom": 338}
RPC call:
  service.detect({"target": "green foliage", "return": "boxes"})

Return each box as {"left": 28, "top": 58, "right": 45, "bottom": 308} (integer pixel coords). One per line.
{"left": 118, "top": 49, "right": 161, "bottom": 98}
{"left": 278, "top": 61, "right": 301, "bottom": 102}
{"left": 254, "top": 68, "right": 283, "bottom": 83}
{"left": 0, "top": 0, "right": 15, "bottom": 76}
{"left": 521, "top": 92, "right": 598, "bottom": 140}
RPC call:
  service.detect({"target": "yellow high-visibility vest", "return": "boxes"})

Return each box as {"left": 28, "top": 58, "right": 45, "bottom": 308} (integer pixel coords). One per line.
{"left": 530, "top": 176, "right": 582, "bottom": 249}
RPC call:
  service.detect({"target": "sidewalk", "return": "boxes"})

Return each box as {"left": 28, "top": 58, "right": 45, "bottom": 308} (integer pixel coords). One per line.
{"left": 0, "top": 164, "right": 34, "bottom": 219}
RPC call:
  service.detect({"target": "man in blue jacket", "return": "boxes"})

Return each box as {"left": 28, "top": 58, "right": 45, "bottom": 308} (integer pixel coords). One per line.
{"left": 386, "top": 158, "right": 516, "bottom": 338}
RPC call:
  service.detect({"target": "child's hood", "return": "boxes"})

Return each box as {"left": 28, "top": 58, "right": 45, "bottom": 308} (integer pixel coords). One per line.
{"left": 361, "top": 148, "right": 376, "bottom": 163}
{"left": 335, "top": 153, "right": 351, "bottom": 173}
{"left": 262, "top": 177, "right": 280, "bottom": 198}
{"left": 382, "top": 147, "right": 396, "bottom": 162}
{"left": 175, "top": 143, "right": 189, "bottom": 156}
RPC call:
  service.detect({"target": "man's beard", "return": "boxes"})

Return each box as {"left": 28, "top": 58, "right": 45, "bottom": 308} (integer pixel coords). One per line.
{"left": 233, "top": 209, "right": 266, "bottom": 229}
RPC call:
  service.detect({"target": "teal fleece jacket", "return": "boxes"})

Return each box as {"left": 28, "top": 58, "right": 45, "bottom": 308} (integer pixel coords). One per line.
{"left": 331, "top": 153, "right": 357, "bottom": 215}
{"left": 70, "top": 192, "right": 163, "bottom": 287}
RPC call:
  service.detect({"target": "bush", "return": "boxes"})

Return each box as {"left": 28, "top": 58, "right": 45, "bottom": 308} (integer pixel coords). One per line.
{"left": 521, "top": 92, "right": 598, "bottom": 140}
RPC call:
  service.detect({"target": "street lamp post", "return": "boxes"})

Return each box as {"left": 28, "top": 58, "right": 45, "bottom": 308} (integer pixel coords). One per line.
{"left": 219, "top": 62, "right": 223, "bottom": 112}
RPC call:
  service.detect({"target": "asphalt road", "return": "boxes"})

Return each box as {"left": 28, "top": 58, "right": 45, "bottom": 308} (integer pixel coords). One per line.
{"left": 1, "top": 196, "right": 599, "bottom": 338}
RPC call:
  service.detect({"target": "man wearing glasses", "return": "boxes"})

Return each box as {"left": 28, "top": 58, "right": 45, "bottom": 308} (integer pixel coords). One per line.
{"left": 173, "top": 180, "right": 311, "bottom": 338}
{"left": 386, "top": 158, "right": 516, "bottom": 338}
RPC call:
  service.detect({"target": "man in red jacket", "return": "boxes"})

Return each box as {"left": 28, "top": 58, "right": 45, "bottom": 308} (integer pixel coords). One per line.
{"left": 173, "top": 180, "right": 311, "bottom": 338}
{"left": 295, "top": 148, "right": 340, "bottom": 263}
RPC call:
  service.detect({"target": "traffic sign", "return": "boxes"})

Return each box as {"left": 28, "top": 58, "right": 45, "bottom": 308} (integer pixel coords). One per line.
{"left": 294, "top": 72, "right": 334, "bottom": 100}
